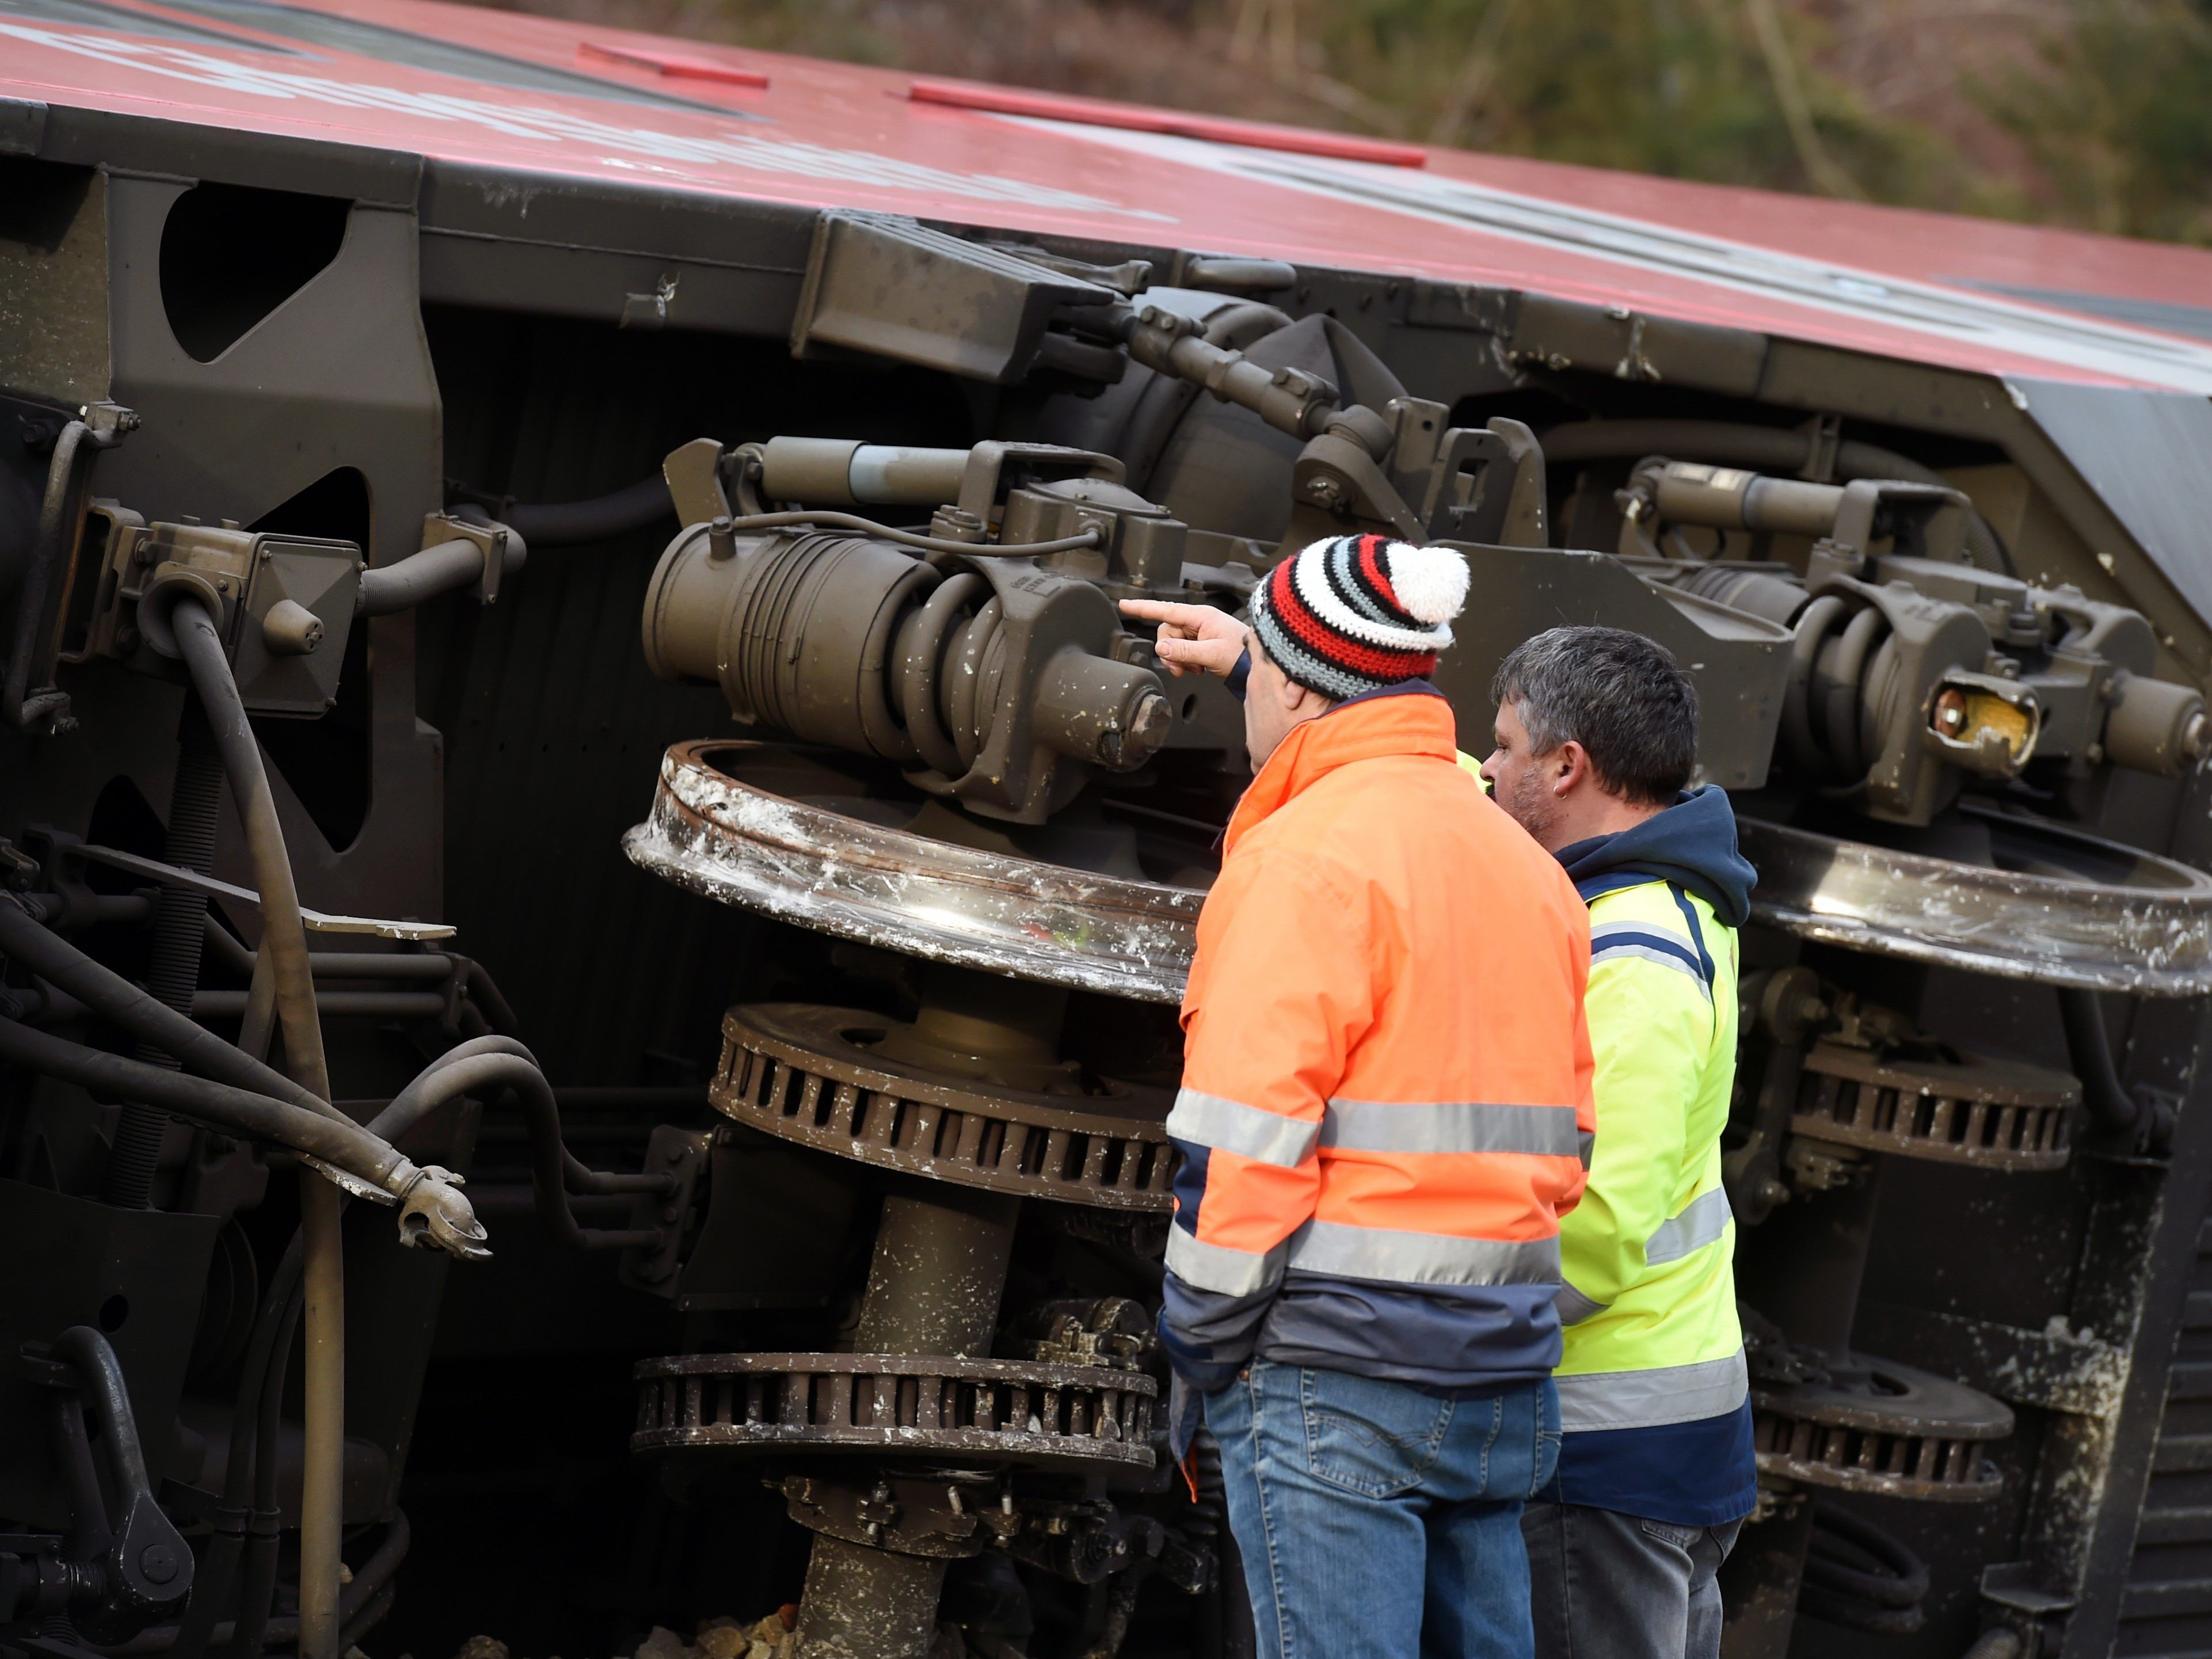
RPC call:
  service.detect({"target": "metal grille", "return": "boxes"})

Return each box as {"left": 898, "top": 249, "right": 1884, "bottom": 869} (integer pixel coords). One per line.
{"left": 2116, "top": 1216, "right": 2212, "bottom": 1656}
{"left": 1752, "top": 1407, "right": 2004, "bottom": 1503}
{"left": 632, "top": 1352, "right": 1156, "bottom": 1471}
{"left": 714, "top": 1004, "right": 1176, "bottom": 1210}
{"left": 1792, "top": 1042, "right": 2075, "bottom": 1171}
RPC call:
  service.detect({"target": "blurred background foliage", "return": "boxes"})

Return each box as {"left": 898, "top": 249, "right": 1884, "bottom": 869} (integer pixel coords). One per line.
{"left": 483, "top": 0, "right": 2212, "bottom": 243}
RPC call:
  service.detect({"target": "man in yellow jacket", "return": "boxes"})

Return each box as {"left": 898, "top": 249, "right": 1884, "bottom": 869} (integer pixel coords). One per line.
{"left": 1479, "top": 626, "right": 1758, "bottom": 1659}
{"left": 1122, "top": 536, "right": 1594, "bottom": 1659}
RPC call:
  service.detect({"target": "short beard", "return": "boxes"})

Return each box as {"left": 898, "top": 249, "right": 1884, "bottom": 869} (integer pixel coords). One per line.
{"left": 1505, "top": 766, "right": 1562, "bottom": 846}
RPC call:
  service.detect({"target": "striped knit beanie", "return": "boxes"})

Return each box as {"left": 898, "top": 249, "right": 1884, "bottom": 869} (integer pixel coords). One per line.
{"left": 1250, "top": 533, "right": 1472, "bottom": 701}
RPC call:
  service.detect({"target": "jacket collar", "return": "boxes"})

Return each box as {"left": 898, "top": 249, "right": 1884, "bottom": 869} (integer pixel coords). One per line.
{"left": 1224, "top": 682, "right": 1456, "bottom": 854}
{"left": 1552, "top": 785, "right": 1757, "bottom": 927}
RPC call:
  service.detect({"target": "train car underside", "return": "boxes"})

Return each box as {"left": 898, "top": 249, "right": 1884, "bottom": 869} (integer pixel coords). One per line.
{"left": 6, "top": 109, "right": 2212, "bottom": 1659}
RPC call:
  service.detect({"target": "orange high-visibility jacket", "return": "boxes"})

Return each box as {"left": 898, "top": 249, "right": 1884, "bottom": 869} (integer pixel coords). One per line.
{"left": 1160, "top": 683, "right": 1595, "bottom": 1398}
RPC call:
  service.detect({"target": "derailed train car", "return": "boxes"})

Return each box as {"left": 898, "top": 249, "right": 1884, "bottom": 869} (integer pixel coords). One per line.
{"left": 5, "top": 7, "right": 2212, "bottom": 1659}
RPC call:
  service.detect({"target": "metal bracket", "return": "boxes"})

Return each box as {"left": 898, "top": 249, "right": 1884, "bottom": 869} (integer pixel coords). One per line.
{"left": 61, "top": 842, "right": 455, "bottom": 939}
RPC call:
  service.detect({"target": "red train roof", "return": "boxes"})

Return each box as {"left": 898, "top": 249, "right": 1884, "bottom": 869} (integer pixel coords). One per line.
{"left": 7, "top": 0, "right": 2212, "bottom": 393}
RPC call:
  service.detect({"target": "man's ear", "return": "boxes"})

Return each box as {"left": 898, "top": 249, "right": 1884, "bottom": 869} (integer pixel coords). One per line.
{"left": 1552, "top": 740, "right": 1593, "bottom": 794}
{"left": 1281, "top": 674, "right": 1322, "bottom": 713}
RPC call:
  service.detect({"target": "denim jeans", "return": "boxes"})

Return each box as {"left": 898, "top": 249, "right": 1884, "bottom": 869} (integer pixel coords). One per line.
{"left": 1521, "top": 1501, "right": 1742, "bottom": 1659}
{"left": 1205, "top": 1361, "right": 1560, "bottom": 1659}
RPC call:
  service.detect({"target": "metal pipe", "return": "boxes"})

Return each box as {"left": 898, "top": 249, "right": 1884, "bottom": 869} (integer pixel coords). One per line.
{"left": 192, "top": 990, "right": 448, "bottom": 1021}
{"left": 356, "top": 539, "right": 492, "bottom": 618}
{"left": 795, "top": 1185, "right": 1019, "bottom": 1659}
{"left": 204, "top": 922, "right": 453, "bottom": 983}
{"left": 170, "top": 595, "right": 343, "bottom": 1659}
{"left": 693, "top": 509, "right": 1102, "bottom": 559}
{"left": 757, "top": 439, "right": 971, "bottom": 508}
{"left": 1539, "top": 418, "right": 2015, "bottom": 574}
{"left": 2058, "top": 987, "right": 2141, "bottom": 1133}
{"left": 296, "top": 1173, "right": 344, "bottom": 1659}
{"left": 9, "top": 420, "right": 86, "bottom": 734}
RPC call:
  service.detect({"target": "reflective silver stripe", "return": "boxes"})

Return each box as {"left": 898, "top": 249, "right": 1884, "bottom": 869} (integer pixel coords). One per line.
{"left": 1166, "top": 1089, "right": 1318, "bottom": 1169}
{"left": 1578, "top": 1129, "right": 1594, "bottom": 1170}
{"left": 1555, "top": 1280, "right": 1607, "bottom": 1325}
{"left": 1588, "top": 941, "right": 1713, "bottom": 1000}
{"left": 1164, "top": 1226, "right": 1286, "bottom": 1297}
{"left": 1644, "top": 1186, "right": 1734, "bottom": 1266}
{"left": 1321, "top": 1099, "right": 1581, "bottom": 1156}
{"left": 1286, "top": 1220, "right": 1560, "bottom": 1287}
{"left": 1554, "top": 1349, "right": 1749, "bottom": 1433}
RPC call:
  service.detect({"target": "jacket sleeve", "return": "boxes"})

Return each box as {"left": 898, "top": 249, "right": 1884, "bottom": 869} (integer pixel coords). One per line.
{"left": 1159, "top": 848, "right": 1372, "bottom": 1394}
{"left": 1557, "top": 965, "right": 1597, "bottom": 1220}
{"left": 1556, "top": 949, "right": 1703, "bottom": 1322}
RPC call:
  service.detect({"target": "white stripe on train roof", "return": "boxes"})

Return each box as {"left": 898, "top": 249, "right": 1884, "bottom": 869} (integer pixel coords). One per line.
{"left": 0, "top": 20, "right": 1175, "bottom": 220}
{"left": 1010, "top": 118, "right": 2212, "bottom": 395}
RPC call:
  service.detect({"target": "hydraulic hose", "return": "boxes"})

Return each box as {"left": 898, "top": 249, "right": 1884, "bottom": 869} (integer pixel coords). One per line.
{"left": 106, "top": 707, "right": 224, "bottom": 1209}
{"left": 2058, "top": 987, "right": 2141, "bottom": 1133}
{"left": 1539, "top": 418, "right": 2016, "bottom": 575}
{"left": 370, "top": 1050, "right": 668, "bottom": 1250}
{"left": 0, "top": 1020, "right": 439, "bottom": 1198}
{"left": 169, "top": 1242, "right": 302, "bottom": 1659}
{"left": 7, "top": 418, "right": 88, "bottom": 733}
{"left": 0, "top": 898, "right": 339, "bottom": 1123}
{"left": 452, "top": 475, "right": 674, "bottom": 547}
{"left": 172, "top": 593, "right": 343, "bottom": 1659}
{"left": 231, "top": 1278, "right": 303, "bottom": 1659}
{"left": 356, "top": 534, "right": 524, "bottom": 618}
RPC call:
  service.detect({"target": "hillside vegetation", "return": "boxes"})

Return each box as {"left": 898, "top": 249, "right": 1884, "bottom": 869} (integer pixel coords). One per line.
{"left": 485, "top": 0, "right": 2212, "bottom": 243}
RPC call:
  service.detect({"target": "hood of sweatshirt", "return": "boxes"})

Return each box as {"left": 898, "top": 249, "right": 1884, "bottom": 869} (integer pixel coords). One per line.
{"left": 1554, "top": 785, "right": 1756, "bottom": 927}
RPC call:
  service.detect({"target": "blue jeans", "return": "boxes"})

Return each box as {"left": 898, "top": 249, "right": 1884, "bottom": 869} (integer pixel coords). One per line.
{"left": 1205, "top": 1362, "right": 1560, "bottom": 1659}
{"left": 1522, "top": 1501, "right": 1741, "bottom": 1659}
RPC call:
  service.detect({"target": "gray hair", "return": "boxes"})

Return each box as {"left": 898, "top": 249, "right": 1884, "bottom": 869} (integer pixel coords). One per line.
{"left": 1490, "top": 626, "right": 1699, "bottom": 805}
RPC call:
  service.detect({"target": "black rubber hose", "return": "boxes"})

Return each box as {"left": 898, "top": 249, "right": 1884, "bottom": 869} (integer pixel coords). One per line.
{"left": 467, "top": 476, "right": 673, "bottom": 548}
{"left": 0, "top": 1019, "right": 412, "bottom": 1194}
{"left": 1803, "top": 1504, "right": 1928, "bottom": 1609}
{"left": 9, "top": 420, "right": 88, "bottom": 733}
{"left": 230, "top": 1281, "right": 303, "bottom": 1659}
{"left": 0, "top": 898, "right": 340, "bottom": 1124}
{"left": 356, "top": 539, "right": 503, "bottom": 618}
{"left": 370, "top": 1051, "right": 666, "bottom": 1250}
{"left": 2058, "top": 988, "right": 2141, "bottom": 1133}
{"left": 364, "top": 1035, "right": 536, "bottom": 1139}
{"left": 107, "top": 707, "right": 226, "bottom": 1209}
{"left": 172, "top": 597, "right": 329, "bottom": 1105}
{"left": 1539, "top": 418, "right": 2016, "bottom": 575}
{"left": 170, "top": 1243, "right": 302, "bottom": 1659}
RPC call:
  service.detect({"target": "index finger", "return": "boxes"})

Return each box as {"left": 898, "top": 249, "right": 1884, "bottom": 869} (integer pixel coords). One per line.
{"left": 1117, "top": 598, "right": 1201, "bottom": 623}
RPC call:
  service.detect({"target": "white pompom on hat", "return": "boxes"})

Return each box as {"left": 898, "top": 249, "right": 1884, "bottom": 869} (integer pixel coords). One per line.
{"left": 1385, "top": 541, "right": 1472, "bottom": 627}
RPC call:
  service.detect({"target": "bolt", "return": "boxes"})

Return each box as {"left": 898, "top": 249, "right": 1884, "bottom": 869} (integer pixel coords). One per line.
{"left": 139, "top": 1544, "right": 178, "bottom": 1585}
{"left": 1930, "top": 687, "right": 1969, "bottom": 740}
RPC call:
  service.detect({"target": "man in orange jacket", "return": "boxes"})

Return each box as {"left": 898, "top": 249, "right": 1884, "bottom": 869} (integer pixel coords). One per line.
{"left": 1121, "top": 535, "right": 1594, "bottom": 1659}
